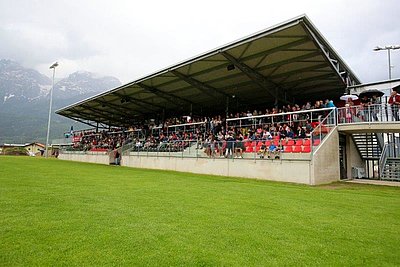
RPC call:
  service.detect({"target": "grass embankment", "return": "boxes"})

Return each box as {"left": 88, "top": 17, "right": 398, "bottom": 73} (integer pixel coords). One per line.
{"left": 0, "top": 156, "right": 399, "bottom": 266}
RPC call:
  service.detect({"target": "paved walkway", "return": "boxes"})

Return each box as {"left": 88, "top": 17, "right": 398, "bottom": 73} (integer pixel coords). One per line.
{"left": 346, "top": 179, "right": 400, "bottom": 187}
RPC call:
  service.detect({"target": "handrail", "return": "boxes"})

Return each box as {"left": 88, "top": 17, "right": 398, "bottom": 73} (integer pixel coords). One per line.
{"left": 379, "top": 144, "right": 389, "bottom": 179}
{"left": 167, "top": 121, "right": 207, "bottom": 128}
{"left": 379, "top": 142, "right": 400, "bottom": 178}
{"left": 226, "top": 107, "right": 335, "bottom": 122}
{"left": 337, "top": 103, "right": 399, "bottom": 124}
{"left": 310, "top": 109, "right": 336, "bottom": 155}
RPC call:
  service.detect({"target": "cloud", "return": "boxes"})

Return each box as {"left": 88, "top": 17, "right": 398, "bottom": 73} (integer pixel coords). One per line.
{"left": 0, "top": 0, "right": 399, "bottom": 84}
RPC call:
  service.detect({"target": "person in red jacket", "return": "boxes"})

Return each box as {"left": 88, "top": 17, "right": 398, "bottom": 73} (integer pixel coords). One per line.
{"left": 388, "top": 90, "right": 400, "bottom": 121}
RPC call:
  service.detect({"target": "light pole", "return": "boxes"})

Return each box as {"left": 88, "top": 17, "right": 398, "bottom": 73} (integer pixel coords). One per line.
{"left": 373, "top": 45, "right": 400, "bottom": 80}
{"left": 45, "top": 62, "right": 59, "bottom": 158}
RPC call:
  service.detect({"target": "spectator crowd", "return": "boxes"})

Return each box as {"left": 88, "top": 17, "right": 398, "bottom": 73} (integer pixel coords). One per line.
{"left": 69, "top": 99, "right": 337, "bottom": 158}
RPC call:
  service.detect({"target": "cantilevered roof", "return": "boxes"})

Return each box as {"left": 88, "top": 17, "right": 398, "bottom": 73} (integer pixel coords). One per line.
{"left": 56, "top": 14, "right": 360, "bottom": 127}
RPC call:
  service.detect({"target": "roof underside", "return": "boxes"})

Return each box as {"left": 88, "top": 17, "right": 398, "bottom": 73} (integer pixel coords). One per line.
{"left": 56, "top": 15, "right": 360, "bottom": 127}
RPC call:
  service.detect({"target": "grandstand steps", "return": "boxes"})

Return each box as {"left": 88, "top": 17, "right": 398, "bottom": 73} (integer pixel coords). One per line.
{"left": 182, "top": 143, "right": 201, "bottom": 157}
{"left": 351, "top": 133, "right": 382, "bottom": 160}
{"left": 381, "top": 158, "right": 400, "bottom": 181}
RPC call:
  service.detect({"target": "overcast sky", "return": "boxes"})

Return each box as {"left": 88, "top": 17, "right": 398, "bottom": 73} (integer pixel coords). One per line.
{"left": 1, "top": 0, "right": 399, "bottom": 84}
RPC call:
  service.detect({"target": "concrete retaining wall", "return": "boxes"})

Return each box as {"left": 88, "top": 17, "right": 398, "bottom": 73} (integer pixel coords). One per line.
{"left": 122, "top": 156, "right": 311, "bottom": 184}
{"left": 58, "top": 152, "right": 110, "bottom": 165}
{"left": 59, "top": 134, "right": 342, "bottom": 185}
{"left": 311, "top": 128, "right": 340, "bottom": 185}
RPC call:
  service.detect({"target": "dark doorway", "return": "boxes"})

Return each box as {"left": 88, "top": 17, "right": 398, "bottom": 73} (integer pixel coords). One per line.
{"left": 339, "top": 134, "right": 347, "bottom": 179}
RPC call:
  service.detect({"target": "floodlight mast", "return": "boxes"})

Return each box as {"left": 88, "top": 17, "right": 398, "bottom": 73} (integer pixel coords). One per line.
{"left": 373, "top": 45, "right": 400, "bottom": 80}
{"left": 45, "top": 62, "right": 59, "bottom": 158}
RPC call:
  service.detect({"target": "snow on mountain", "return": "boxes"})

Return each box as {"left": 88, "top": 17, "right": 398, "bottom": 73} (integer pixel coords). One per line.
{"left": 3, "top": 93, "right": 15, "bottom": 102}
{"left": 0, "top": 59, "right": 122, "bottom": 143}
{"left": 0, "top": 60, "right": 121, "bottom": 103}
{"left": 0, "top": 59, "right": 51, "bottom": 103}
{"left": 53, "top": 71, "right": 121, "bottom": 99}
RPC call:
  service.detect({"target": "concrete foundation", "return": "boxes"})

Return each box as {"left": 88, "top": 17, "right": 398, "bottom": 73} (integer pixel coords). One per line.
{"left": 122, "top": 156, "right": 312, "bottom": 184}
{"left": 59, "top": 129, "right": 341, "bottom": 185}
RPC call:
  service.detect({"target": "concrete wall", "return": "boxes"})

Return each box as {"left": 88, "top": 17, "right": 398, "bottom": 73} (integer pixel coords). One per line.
{"left": 58, "top": 152, "right": 110, "bottom": 165}
{"left": 311, "top": 128, "right": 340, "bottom": 185}
{"left": 346, "top": 135, "right": 365, "bottom": 179}
{"left": 59, "top": 135, "right": 344, "bottom": 185}
{"left": 122, "top": 156, "right": 311, "bottom": 184}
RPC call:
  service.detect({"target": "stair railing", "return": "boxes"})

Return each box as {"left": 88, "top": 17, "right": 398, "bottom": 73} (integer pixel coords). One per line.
{"left": 121, "top": 141, "right": 138, "bottom": 155}
{"left": 375, "top": 133, "right": 385, "bottom": 150}
{"left": 311, "top": 108, "right": 336, "bottom": 154}
{"left": 379, "top": 144, "right": 389, "bottom": 179}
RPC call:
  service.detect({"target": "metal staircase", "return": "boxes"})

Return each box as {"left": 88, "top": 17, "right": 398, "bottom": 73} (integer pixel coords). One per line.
{"left": 379, "top": 143, "right": 400, "bottom": 180}
{"left": 351, "top": 133, "right": 382, "bottom": 160}
{"left": 381, "top": 158, "right": 400, "bottom": 181}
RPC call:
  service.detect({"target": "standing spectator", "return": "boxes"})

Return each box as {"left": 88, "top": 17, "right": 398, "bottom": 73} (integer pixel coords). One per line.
{"left": 388, "top": 90, "right": 400, "bottom": 121}
{"left": 235, "top": 137, "right": 244, "bottom": 158}
{"left": 371, "top": 95, "right": 381, "bottom": 121}
{"left": 114, "top": 147, "right": 121, "bottom": 165}
{"left": 225, "top": 133, "right": 235, "bottom": 158}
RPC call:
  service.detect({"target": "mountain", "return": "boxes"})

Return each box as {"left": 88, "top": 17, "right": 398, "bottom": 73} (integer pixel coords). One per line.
{"left": 0, "top": 59, "right": 52, "bottom": 103}
{"left": 54, "top": 71, "right": 120, "bottom": 100}
{"left": 0, "top": 60, "right": 121, "bottom": 144}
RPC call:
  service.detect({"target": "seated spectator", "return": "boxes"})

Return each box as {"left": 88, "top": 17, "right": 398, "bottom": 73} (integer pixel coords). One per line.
{"left": 297, "top": 125, "right": 306, "bottom": 138}
{"left": 267, "top": 143, "right": 280, "bottom": 159}
{"left": 258, "top": 143, "right": 267, "bottom": 159}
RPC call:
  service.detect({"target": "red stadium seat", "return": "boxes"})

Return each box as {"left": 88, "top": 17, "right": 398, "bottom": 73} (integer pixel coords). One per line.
{"left": 284, "top": 145, "right": 293, "bottom": 153}
{"left": 257, "top": 141, "right": 263, "bottom": 146}
{"left": 313, "top": 139, "right": 321, "bottom": 146}
{"left": 265, "top": 140, "right": 272, "bottom": 146}
{"left": 246, "top": 146, "right": 253, "bottom": 153}
{"left": 293, "top": 145, "right": 302, "bottom": 153}
{"left": 295, "top": 139, "right": 303, "bottom": 146}
{"left": 286, "top": 140, "right": 295, "bottom": 146}
{"left": 273, "top": 140, "right": 279, "bottom": 146}
{"left": 303, "top": 139, "right": 311, "bottom": 146}
{"left": 302, "top": 146, "right": 311, "bottom": 153}
{"left": 273, "top": 135, "right": 280, "bottom": 140}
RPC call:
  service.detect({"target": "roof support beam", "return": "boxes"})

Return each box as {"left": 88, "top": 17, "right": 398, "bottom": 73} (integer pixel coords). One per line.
{"left": 220, "top": 51, "right": 289, "bottom": 104}
{"left": 290, "top": 81, "right": 341, "bottom": 95}
{"left": 72, "top": 108, "right": 127, "bottom": 125}
{"left": 93, "top": 99, "right": 146, "bottom": 115}
{"left": 284, "top": 73, "right": 336, "bottom": 88}
{"left": 113, "top": 92, "right": 164, "bottom": 110}
{"left": 270, "top": 63, "right": 328, "bottom": 80}
{"left": 155, "top": 38, "right": 311, "bottom": 90}
{"left": 299, "top": 23, "right": 351, "bottom": 87}
{"left": 64, "top": 115, "right": 99, "bottom": 128}
{"left": 137, "top": 83, "right": 194, "bottom": 106}
{"left": 81, "top": 104, "right": 133, "bottom": 123}
{"left": 170, "top": 70, "right": 229, "bottom": 99}
{"left": 256, "top": 51, "right": 321, "bottom": 72}
{"left": 166, "top": 51, "right": 322, "bottom": 95}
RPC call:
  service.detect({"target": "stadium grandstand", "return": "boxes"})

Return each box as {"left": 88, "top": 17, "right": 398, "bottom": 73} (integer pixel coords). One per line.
{"left": 55, "top": 14, "right": 400, "bottom": 184}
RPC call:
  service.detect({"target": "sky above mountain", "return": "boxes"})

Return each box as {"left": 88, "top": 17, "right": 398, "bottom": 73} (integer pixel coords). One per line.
{"left": 1, "top": 0, "right": 399, "bottom": 84}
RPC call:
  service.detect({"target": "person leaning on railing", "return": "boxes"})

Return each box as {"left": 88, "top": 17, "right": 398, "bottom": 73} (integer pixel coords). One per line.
{"left": 388, "top": 90, "right": 400, "bottom": 121}
{"left": 371, "top": 95, "right": 380, "bottom": 121}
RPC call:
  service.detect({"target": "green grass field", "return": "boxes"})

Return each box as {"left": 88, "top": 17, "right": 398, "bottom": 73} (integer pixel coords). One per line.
{"left": 0, "top": 156, "right": 399, "bottom": 266}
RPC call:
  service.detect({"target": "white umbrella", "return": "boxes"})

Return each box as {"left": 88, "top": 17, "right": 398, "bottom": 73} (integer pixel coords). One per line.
{"left": 340, "top": 94, "right": 358, "bottom": 101}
